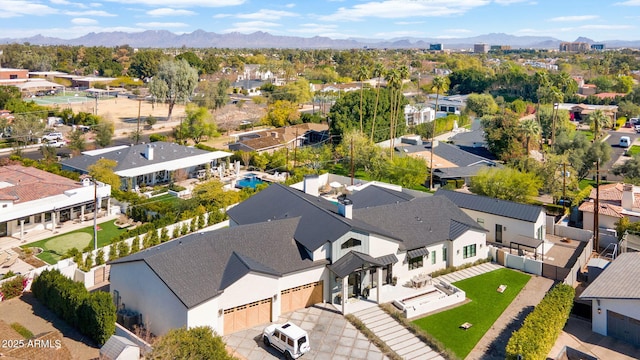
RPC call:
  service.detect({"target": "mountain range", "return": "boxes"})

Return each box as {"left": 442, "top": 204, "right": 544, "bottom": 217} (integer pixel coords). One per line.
{"left": 1, "top": 30, "right": 639, "bottom": 50}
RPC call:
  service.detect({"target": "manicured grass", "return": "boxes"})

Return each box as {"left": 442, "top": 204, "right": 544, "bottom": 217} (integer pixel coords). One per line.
{"left": 577, "top": 130, "right": 594, "bottom": 141}
{"left": 627, "top": 145, "right": 640, "bottom": 156}
{"left": 412, "top": 268, "right": 531, "bottom": 359}
{"left": 11, "top": 322, "right": 34, "bottom": 339}
{"left": 23, "top": 219, "right": 126, "bottom": 264}
{"left": 579, "top": 178, "right": 612, "bottom": 190}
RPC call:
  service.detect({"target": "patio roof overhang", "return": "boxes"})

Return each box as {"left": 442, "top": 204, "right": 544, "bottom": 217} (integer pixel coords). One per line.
{"left": 329, "top": 251, "right": 398, "bottom": 278}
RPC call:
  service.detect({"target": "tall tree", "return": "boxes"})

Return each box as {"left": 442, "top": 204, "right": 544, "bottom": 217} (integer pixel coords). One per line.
{"left": 88, "top": 158, "right": 121, "bottom": 190}
{"left": 519, "top": 119, "right": 541, "bottom": 153}
{"left": 94, "top": 121, "right": 114, "bottom": 148}
{"left": 470, "top": 167, "right": 542, "bottom": 203}
{"left": 149, "top": 59, "right": 198, "bottom": 121}
{"left": 176, "top": 104, "right": 218, "bottom": 144}
{"left": 356, "top": 65, "right": 370, "bottom": 134}
{"left": 148, "top": 326, "right": 236, "bottom": 360}
{"left": 67, "top": 129, "right": 86, "bottom": 156}
{"left": 370, "top": 62, "right": 386, "bottom": 141}
{"left": 429, "top": 76, "right": 450, "bottom": 188}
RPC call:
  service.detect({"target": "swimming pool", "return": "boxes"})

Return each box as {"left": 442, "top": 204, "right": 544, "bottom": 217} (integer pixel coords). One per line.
{"left": 236, "top": 173, "right": 266, "bottom": 189}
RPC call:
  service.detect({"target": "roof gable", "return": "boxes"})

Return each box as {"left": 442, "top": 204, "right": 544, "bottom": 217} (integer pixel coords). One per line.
{"left": 435, "top": 189, "right": 544, "bottom": 223}
{"left": 348, "top": 184, "right": 415, "bottom": 209}
{"left": 580, "top": 253, "right": 640, "bottom": 300}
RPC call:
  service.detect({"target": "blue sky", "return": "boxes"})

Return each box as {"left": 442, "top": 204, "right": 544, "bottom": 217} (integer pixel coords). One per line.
{"left": 1, "top": 0, "right": 638, "bottom": 41}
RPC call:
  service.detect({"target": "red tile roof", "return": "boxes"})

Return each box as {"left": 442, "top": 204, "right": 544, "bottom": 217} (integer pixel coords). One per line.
{"left": 578, "top": 201, "right": 623, "bottom": 218}
{"left": 588, "top": 183, "right": 624, "bottom": 202}
{"left": 0, "top": 165, "right": 81, "bottom": 204}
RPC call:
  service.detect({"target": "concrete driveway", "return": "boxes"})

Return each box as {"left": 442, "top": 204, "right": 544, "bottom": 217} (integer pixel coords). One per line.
{"left": 224, "top": 304, "right": 387, "bottom": 360}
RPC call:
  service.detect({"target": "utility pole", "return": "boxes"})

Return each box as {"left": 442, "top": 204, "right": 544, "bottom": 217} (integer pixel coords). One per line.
{"left": 562, "top": 162, "right": 567, "bottom": 214}
{"left": 595, "top": 158, "right": 600, "bottom": 253}
{"left": 293, "top": 128, "right": 298, "bottom": 168}
{"left": 93, "top": 179, "right": 98, "bottom": 251}
{"left": 136, "top": 97, "right": 142, "bottom": 145}
{"left": 350, "top": 137, "right": 354, "bottom": 186}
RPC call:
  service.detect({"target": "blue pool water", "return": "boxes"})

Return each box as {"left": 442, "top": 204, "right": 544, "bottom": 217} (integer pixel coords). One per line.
{"left": 236, "top": 173, "right": 266, "bottom": 189}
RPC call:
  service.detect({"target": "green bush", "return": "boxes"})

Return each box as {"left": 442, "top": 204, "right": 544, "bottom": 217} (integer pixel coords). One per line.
{"left": 149, "top": 133, "right": 167, "bottom": 142}
{"left": 95, "top": 249, "right": 105, "bottom": 265}
{"left": 505, "top": 283, "right": 574, "bottom": 360}
{"left": 1, "top": 275, "right": 25, "bottom": 300}
{"left": 31, "top": 269, "right": 116, "bottom": 346}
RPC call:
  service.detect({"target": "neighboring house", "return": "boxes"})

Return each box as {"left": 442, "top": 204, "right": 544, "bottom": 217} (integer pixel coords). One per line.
{"left": 231, "top": 79, "right": 270, "bottom": 96}
{"left": 311, "top": 82, "right": 362, "bottom": 94}
{"left": 435, "top": 189, "right": 547, "bottom": 254}
{"left": 426, "top": 94, "right": 468, "bottom": 115}
{"left": 100, "top": 335, "right": 140, "bottom": 360}
{"left": 228, "top": 123, "right": 329, "bottom": 154}
{"left": 237, "top": 64, "right": 274, "bottom": 82}
{"left": 109, "top": 180, "right": 487, "bottom": 336}
{"left": 556, "top": 103, "right": 618, "bottom": 122}
{"left": 0, "top": 165, "right": 111, "bottom": 239}
{"left": 61, "top": 142, "right": 232, "bottom": 191}
{"left": 580, "top": 252, "right": 640, "bottom": 347}
{"left": 578, "top": 183, "right": 640, "bottom": 232}
{"left": 448, "top": 118, "right": 487, "bottom": 149}
{"left": 404, "top": 104, "right": 435, "bottom": 126}
{"left": 397, "top": 138, "right": 498, "bottom": 187}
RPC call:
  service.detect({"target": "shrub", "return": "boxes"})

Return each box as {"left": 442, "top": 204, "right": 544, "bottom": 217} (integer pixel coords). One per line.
{"left": 131, "top": 235, "right": 141, "bottom": 253}
{"left": 31, "top": 269, "right": 116, "bottom": 345}
{"left": 0, "top": 275, "right": 25, "bottom": 300}
{"left": 149, "top": 133, "right": 167, "bottom": 142}
{"left": 160, "top": 227, "right": 169, "bottom": 243}
{"left": 95, "top": 249, "right": 105, "bottom": 265}
{"left": 2, "top": 271, "right": 16, "bottom": 280}
{"left": 117, "top": 241, "right": 130, "bottom": 258}
{"left": 505, "top": 284, "right": 575, "bottom": 360}
{"left": 108, "top": 243, "right": 118, "bottom": 261}
{"left": 11, "top": 323, "right": 33, "bottom": 339}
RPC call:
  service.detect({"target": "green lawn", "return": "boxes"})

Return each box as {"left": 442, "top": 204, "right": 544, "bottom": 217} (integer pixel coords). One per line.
{"left": 412, "top": 268, "right": 531, "bottom": 359}
{"left": 577, "top": 129, "right": 594, "bottom": 141}
{"left": 23, "top": 219, "right": 126, "bottom": 264}
{"left": 627, "top": 145, "right": 640, "bottom": 156}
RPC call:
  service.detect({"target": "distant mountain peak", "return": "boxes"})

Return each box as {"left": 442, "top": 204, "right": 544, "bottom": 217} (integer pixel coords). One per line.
{"left": 575, "top": 36, "right": 595, "bottom": 43}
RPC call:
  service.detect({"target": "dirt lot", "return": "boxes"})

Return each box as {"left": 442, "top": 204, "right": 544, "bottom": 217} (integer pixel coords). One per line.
{"left": 0, "top": 293, "right": 99, "bottom": 360}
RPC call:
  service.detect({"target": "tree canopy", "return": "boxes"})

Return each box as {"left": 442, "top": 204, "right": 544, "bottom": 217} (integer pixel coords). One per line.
{"left": 149, "top": 59, "right": 198, "bottom": 121}
{"left": 148, "top": 326, "right": 236, "bottom": 360}
{"left": 470, "top": 167, "right": 541, "bottom": 203}
{"left": 176, "top": 104, "right": 218, "bottom": 144}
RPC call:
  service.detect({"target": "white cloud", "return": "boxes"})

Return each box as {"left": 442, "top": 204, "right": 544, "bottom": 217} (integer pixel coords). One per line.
{"left": 548, "top": 15, "right": 598, "bottom": 22}
{"left": 0, "top": 1, "right": 58, "bottom": 18}
{"left": 147, "top": 8, "right": 196, "bottom": 16}
{"left": 374, "top": 30, "right": 426, "bottom": 37}
{"left": 320, "top": 0, "right": 490, "bottom": 21}
{"left": 0, "top": 25, "right": 144, "bottom": 39}
{"left": 104, "top": 0, "right": 246, "bottom": 7}
{"left": 71, "top": 17, "right": 98, "bottom": 25}
{"left": 136, "top": 22, "right": 189, "bottom": 28}
{"left": 235, "top": 9, "right": 297, "bottom": 20}
{"left": 223, "top": 20, "right": 281, "bottom": 33}
{"left": 213, "top": 13, "right": 232, "bottom": 18}
{"left": 284, "top": 3, "right": 295, "bottom": 8}
{"left": 444, "top": 28, "right": 472, "bottom": 33}
{"left": 89, "top": 2, "right": 102, "bottom": 7}
{"left": 395, "top": 21, "right": 425, "bottom": 25}
{"left": 578, "top": 24, "right": 634, "bottom": 30}
{"left": 64, "top": 10, "right": 117, "bottom": 17}
{"left": 615, "top": 0, "right": 640, "bottom": 5}
{"left": 494, "top": 0, "right": 528, "bottom": 4}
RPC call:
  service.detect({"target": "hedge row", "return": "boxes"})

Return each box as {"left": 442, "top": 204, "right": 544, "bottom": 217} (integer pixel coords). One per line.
{"left": 0, "top": 275, "right": 26, "bottom": 300}
{"left": 505, "top": 283, "right": 575, "bottom": 360}
{"left": 31, "top": 269, "right": 116, "bottom": 345}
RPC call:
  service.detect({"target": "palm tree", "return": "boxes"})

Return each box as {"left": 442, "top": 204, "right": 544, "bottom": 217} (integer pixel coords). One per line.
{"left": 385, "top": 68, "right": 401, "bottom": 158}
{"left": 429, "top": 75, "right": 449, "bottom": 189}
{"left": 370, "top": 62, "right": 385, "bottom": 141}
{"left": 549, "top": 86, "right": 564, "bottom": 146}
{"left": 356, "top": 65, "right": 370, "bottom": 134}
{"left": 589, "top": 109, "right": 611, "bottom": 141}
{"left": 519, "top": 119, "right": 541, "bottom": 153}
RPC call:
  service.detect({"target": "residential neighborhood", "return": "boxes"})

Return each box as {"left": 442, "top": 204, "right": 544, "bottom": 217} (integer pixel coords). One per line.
{"left": 2, "top": 16, "right": 640, "bottom": 360}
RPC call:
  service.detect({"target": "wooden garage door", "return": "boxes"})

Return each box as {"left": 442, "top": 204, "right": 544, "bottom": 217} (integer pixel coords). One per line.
{"left": 223, "top": 298, "right": 271, "bottom": 334}
{"left": 607, "top": 310, "right": 640, "bottom": 347}
{"left": 281, "top": 281, "right": 323, "bottom": 314}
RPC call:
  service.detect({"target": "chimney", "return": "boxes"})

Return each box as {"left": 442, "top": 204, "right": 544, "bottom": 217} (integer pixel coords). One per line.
{"left": 145, "top": 144, "right": 154, "bottom": 160}
{"left": 622, "top": 184, "right": 635, "bottom": 210}
{"left": 303, "top": 175, "right": 320, "bottom": 197}
{"left": 337, "top": 196, "right": 353, "bottom": 219}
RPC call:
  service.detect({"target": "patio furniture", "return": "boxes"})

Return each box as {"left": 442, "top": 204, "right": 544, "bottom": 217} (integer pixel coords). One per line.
{"left": 459, "top": 322, "right": 473, "bottom": 330}
{"left": 2, "top": 252, "right": 18, "bottom": 268}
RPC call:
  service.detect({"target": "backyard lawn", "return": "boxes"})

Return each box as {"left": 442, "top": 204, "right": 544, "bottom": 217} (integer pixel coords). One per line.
{"left": 412, "top": 268, "right": 531, "bottom": 359}
{"left": 23, "top": 219, "right": 126, "bottom": 264}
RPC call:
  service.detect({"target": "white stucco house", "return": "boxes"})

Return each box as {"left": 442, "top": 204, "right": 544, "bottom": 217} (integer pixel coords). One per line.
{"left": 109, "top": 180, "right": 488, "bottom": 336}
{"left": 0, "top": 165, "right": 111, "bottom": 240}
{"left": 580, "top": 252, "right": 640, "bottom": 347}
{"left": 404, "top": 104, "right": 435, "bottom": 126}
{"left": 61, "top": 142, "right": 232, "bottom": 191}
{"left": 435, "top": 189, "right": 547, "bottom": 256}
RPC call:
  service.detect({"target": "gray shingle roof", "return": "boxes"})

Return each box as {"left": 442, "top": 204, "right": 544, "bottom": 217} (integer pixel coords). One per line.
{"left": 354, "top": 196, "right": 486, "bottom": 249}
{"left": 580, "top": 252, "right": 640, "bottom": 300}
{"left": 400, "top": 141, "right": 495, "bottom": 167}
{"left": 433, "top": 164, "right": 491, "bottom": 179}
{"left": 348, "top": 185, "right": 415, "bottom": 209}
{"left": 435, "top": 189, "right": 544, "bottom": 223}
{"left": 60, "top": 142, "right": 213, "bottom": 172}
{"left": 110, "top": 217, "right": 327, "bottom": 308}
{"left": 227, "top": 184, "right": 398, "bottom": 250}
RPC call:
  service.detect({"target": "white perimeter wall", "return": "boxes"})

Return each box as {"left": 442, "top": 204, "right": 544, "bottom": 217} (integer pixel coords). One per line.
{"left": 591, "top": 298, "right": 640, "bottom": 336}
{"left": 110, "top": 261, "right": 187, "bottom": 336}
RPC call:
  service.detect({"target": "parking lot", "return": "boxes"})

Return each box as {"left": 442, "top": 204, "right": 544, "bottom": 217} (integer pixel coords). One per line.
{"left": 224, "top": 304, "right": 387, "bottom": 360}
